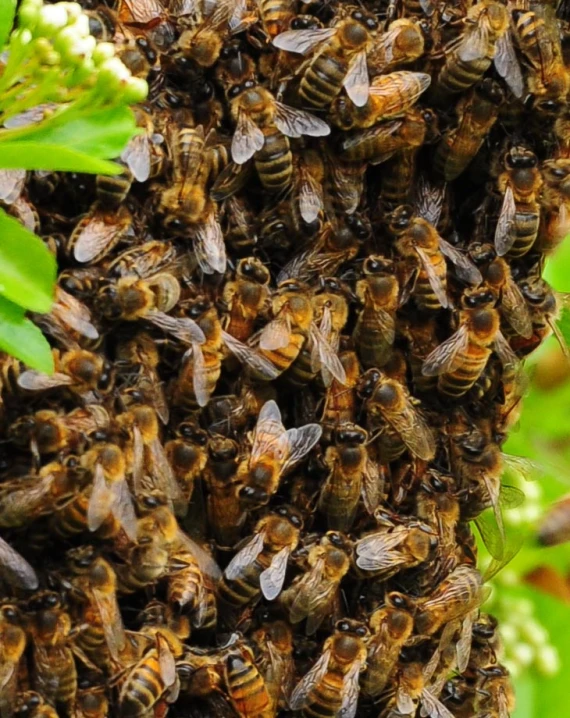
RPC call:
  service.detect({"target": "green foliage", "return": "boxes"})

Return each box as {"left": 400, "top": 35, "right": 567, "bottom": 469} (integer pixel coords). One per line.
{"left": 0, "top": 296, "right": 53, "bottom": 372}
{"left": 0, "top": 1, "right": 16, "bottom": 51}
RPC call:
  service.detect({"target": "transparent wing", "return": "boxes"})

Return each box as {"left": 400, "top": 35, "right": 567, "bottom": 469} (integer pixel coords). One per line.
{"left": 344, "top": 50, "right": 369, "bottom": 107}
{"left": 232, "top": 108, "right": 265, "bottom": 164}
{"left": 190, "top": 344, "right": 210, "bottom": 408}
{"left": 494, "top": 330, "right": 519, "bottom": 371}
{"left": 146, "top": 311, "right": 206, "bottom": 344}
{"left": 121, "top": 133, "right": 151, "bottom": 182}
{"left": 362, "top": 458, "right": 382, "bottom": 515}
{"left": 224, "top": 532, "right": 265, "bottom": 580}
{"left": 193, "top": 212, "right": 227, "bottom": 275}
{"left": 259, "top": 312, "right": 292, "bottom": 351}
{"left": 415, "top": 246, "right": 449, "bottom": 308}
{"left": 439, "top": 238, "right": 482, "bottom": 285}
{"left": 421, "top": 688, "right": 455, "bottom": 718}
{"left": 110, "top": 479, "right": 138, "bottom": 541}
{"left": 289, "top": 650, "right": 331, "bottom": 710}
{"left": 73, "top": 213, "right": 122, "bottom": 264}
{"left": 297, "top": 163, "right": 324, "bottom": 223}
{"left": 369, "top": 72, "right": 431, "bottom": 116}
{"left": 501, "top": 278, "right": 533, "bottom": 338}
{"left": 422, "top": 325, "right": 470, "bottom": 376}
{"left": 397, "top": 686, "right": 416, "bottom": 715}
{"left": 355, "top": 527, "right": 409, "bottom": 571}
{"left": 260, "top": 546, "right": 290, "bottom": 600}
{"left": 494, "top": 32, "right": 524, "bottom": 98}
{"left": 222, "top": 330, "right": 282, "bottom": 379}
{"left": 375, "top": 309, "right": 396, "bottom": 344}
{"left": 53, "top": 288, "right": 99, "bottom": 339}
{"left": 415, "top": 176, "right": 445, "bottom": 226}
{"left": 339, "top": 659, "right": 363, "bottom": 718}
{"left": 132, "top": 424, "right": 145, "bottom": 495}
{"left": 251, "top": 400, "right": 286, "bottom": 461}
{"left": 282, "top": 424, "right": 323, "bottom": 472}
{"left": 87, "top": 464, "right": 113, "bottom": 532}
{"left": 0, "top": 169, "right": 25, "bottom": 203}
{"left": 92, "top": 585, "right": 127, "bottom": 662}
{"left": 178, "top": 532, "right": 222, "bottom": 580}
{"left": 274, "top": 102, "right": 330, "bottom": 138}
{"left": 157, "top": 633, "right": 177, "bottom": 688}
{"left": 384, "top": 400, "right": 436, "bottom": 461}
{"left": 494, "top": 185, "right": 517, "bottom": 256}
{"left": 309, "top": 321, "right": 347, "bottom": 385}
{"left": 455, "top": 612, "right": 474, "bottom": 673}
{"left": 0, "top": 536, "right": 38, "bottom": 590}
{"left": 149, "top": 436, "right": 183, "bottom": 506}
{"left": 17, "top": 371, "right": 73, "bottom": 391}
{"left": 272, "top": 27, "right": 336, "bottom": 55}
{"left": 458, "top": 22, "right": 489, "bottom": 62}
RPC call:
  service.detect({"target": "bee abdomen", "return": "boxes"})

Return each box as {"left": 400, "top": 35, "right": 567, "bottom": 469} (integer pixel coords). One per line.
{"left": 437, "top": 55, "right": 491, "bottom": 96}
{"left": 438, "top": 348, "right": 490, "bottom": 397}
{"left": 121, "top": 658, "right": 164, "bottom": 717}
{"left": 255, "top": 129, "right": 292, "bottom": 192}
{"left": 507, "top": 205, "right": 540, "bottom": 257}
{"left": 300, "top": 54, "right": 347, "bottom": 108}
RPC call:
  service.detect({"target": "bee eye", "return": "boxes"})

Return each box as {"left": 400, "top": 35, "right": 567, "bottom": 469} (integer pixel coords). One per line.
{"left": 352, "top": 10, "right": 364, "bottom": 20}
{"left": 391, "top": 593, "right": 405, "bottom": 608}
{"left": 338, "top": 620, "right": 350, "bottom": 631}
{"left": 228, "top": 84, "right": 242, "bottom": 98}
{"left": 290, "top": 514, "right": 302, "bottom": 528}
{"left": 356, "top": 626, "right": 367, "bottom": 636}
{"left": 430, "top": 475, "right": 445, "bottom": 491}
{"left": 365, "top": 17, "right": 377, "bottom": 29}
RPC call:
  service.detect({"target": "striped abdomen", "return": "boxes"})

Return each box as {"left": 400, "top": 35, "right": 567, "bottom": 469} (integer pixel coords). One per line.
{"left": 302, "top": 670, "right": 344, "bottom": 717}
{"left": 255, "top": 127, "right": 292, "bottom": 192}
{"left": 507, "top": 202, "right": 540, "bottom": 257}
{"left": 300, "top": 51, "right": 349, "bottom": 108}
{"left": 438, "top": 344, "right": 492, "bottom": 397}
{"left": 414, "top": 253, "right": 447, "bottom": 311}
{"left": 226, "top": 653, "right": 272, "bottom": 717}
{"left": 119, "top": 651, "right": 166, "bottom": 717}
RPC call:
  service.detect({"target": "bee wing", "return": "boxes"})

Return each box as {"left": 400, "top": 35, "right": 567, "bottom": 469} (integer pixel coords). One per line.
{"left": 414, "top": 176, "right": 445, "bottom": 226}
{"left": 224, "top": 531, "right": 266, "bottom": 580}
{"left": 17, "top": 371, "right": 73, "bottom": 391}
{"left": 178, "top": 532, "right": 222, "bottom": 580}
{"left": 92, "top": 584, "right": 127, "bottom": 662}
{"left": 267, "top": 639, "right": 295, "bottom": 706}
{"left": 362, "top": 459, "right": 382, "bottom": 515}
{"left": 0, "top": 169, "right": 25, "bottom": 203}
{"left": 139, "top": 368, "right": 170, "bottom": 424}
{"left": 338, "top": 659, "right": 363, "bottom": 718}
{"left": 369, "top": 71, "right": 431, "bottom": 114}
{"left": 222, "top": 331, "right": 282, "bottom": 379}
{"left": 385, "top": 399, "right": 436, "bottom": 461}
{"left": 455, "top": 611, "right": 475, "bottom": 673}
{"left": 309, "top": 321, "right": 347, "bottom": 385}
{"left": 187, "top": 344, "right": 210, "bottom": 408}
{"left": 439, "top": 238, "right": 483, "bottom": 285}
{"left": 289, "top": 650, "right": 332, "bottom": 710}
{"left": 397, "top": 686, "right": 416, "bottom": 715}
{"left": 210, "top": 160, "right": 251, "bottom": 201}
{"left": 494, "top": 185, "right": 517, "bottom": 256}
{"left": 0, "top": 536, "right": 38, "bottom": 590}
{"left": 415, "top": 246, "right": 449, "bottom": 309}
{"left": 494, "top": 32, "right": 524, "bottom": 99}
{"left": 193, "top": 212, "right": 227, "bottom": 275}
{"left": 259, "top": 311, "right": 292, "bottom": 350}
{"left": 110, "top": 478, "right": 138, "bottom": 541}
{"left": 146, "top": 310, "right": 206, "bottom": 345}
{"left": 260, "top": 545, "right": 290, "bottom": 600}
{"left": 149, "top": 436, "right": 184, "bottom": 506}
{"left": 232, "top": 108, "right": 265, "bottom": 164}
{"left": 274, "top": 102, "right": 330, "bottom": 138}
{"left": 282, "top": 423, "right": 323, "bottom": 472}
{"left": 493, "top": 331, "right": 518, "bottom": 372}
{"left": 251, "top": 399, "right": 287, "bottom": 461}
{"left": 419, "top": 0, "right": 436, "bottom": 17}
{"left": 87, "top": 464, "right": 113, "bottom": 532}
{"left": 375, "top": 309, "right": 396, "bottom": 345}
{"left": 272, "top": 27, "right": 336, "bottom": 55}
{"left": 458, "top": 22, "right": 489, "bottom": 62}
{"left": 340, "top": 120, "right": 404, "bottom": 165}
{"left": 422, "top": 324, "right": 470, "bottom": 377}
{"left": 344, "top": 50, "right": 370, "bottom": 107}
{"left": 156, "top": 633, "right": 177, "bottom": 688}
{"left": 420, "top": 688, "right": 455, "bottom": 718}
{"left": 355, "top": 527, "right": 409, "bottom": 572}
{"left": 121, "top": 133, "right": 151, "bottom": 182}
{"left": 132, "top": 424, "right": 145, "bottom": 495}
{"left": 53, "top": 288, "right": 99, "bottom": 339}
{"left": 119, "top": 0, "right": 165, "bottom": 24}
{"left": 501, "top": 277, "right": 533, "bottom": 338}
{"left": 297, "top": 164, "right": 324, "bottom": 223}
{"left": 73, "top": 212, "right": 122, "bottom": 264}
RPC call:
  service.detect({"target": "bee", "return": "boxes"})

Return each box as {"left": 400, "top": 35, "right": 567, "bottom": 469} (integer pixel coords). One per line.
{"left": 475, "top": 664, "right": 516, "bottom": 717}
{"left": 221, "top": 257, "right": 271, "bottom": 342}
{"left": 280, "top": 531, "right": 352, "bottom": 635}
{"left": 219, "top": 505, "right": 303, "bottom": 610}
{"left": 107, "top": 240, "right": 182, "bottom": 280}
{"left": 259, "top": 0, "right": 295, "bottom": 37}
{"left": 422, "top": 286, "right": 519, "bottom": 398}
{"left": 174, "top": 296, "right": 224, "bottom": 408}
{"left": 250, "top": 618, "right": 295, "bottom": 713}
{"left": 273, "top": 7, "right": 380, "bottom": 108}
{"left": 318, "top": 423, "right": 381, "bottom": 531}
{"left": 0, "top": 603, "right": 27, "bottom": 717}
{"left": 116, "top": 0, "right": 175, "bottom": 50}
{"left": 361, "top": 593, "right": 415, "bottom": 698}
{"left": 35, "top": 286, "right": 99, "bottom": 351}
{"left": 339, "top": 107, "right": 437, "bottom": 164}
{"left": 158, "top": 125, "right": 227, "bottom": 275}
{"left": 433, "top": 0, "right": 509, "bottom": 100}
{"left": 9, "top": 406, "right": 110, "bottom": 458}
{"left": 321, "top": 350, "right": 361, "bottom": 439}
{"left": 354, "top": 513, "right": 434, "bottom": 578}
{"left": 354, "top": 255, "right": 399, "bottom": 369}
{"left": 536, "top": 157, "right": 570, "bottom": 254}
{"left": 512, "top": 275, "right": 569, "bottom": 358}
{"left": 391, "top": 204, "right": 482, "bottom": 311}
{"left": 17, "top": 349, "right": 114, "bottom": 401}
{"left": 64, "top": 546, "right": 127, "bottom": 672}
{"left": 235, "top": 399, "right": 322, "bottom": 508}
{"left": 380, "top": 658, "right": 457, "bottom": 718}
{"left": 223, "top": 636, "right": 273, "bottom": 718}
{"left": 358, "top": 368, "right": 436, "bottom": 462}
{"left": 434, "top": 79, "right": 504, "bottom": 181}
{"left": 74, "top": 677, "right": 109, "bottom": 718}
{"left": 165, "top": 422, "right": 208, "bottom": 510}
{"left": 289, "top": 619, "right": 369, "bottom": 717}
{"left": 330, "top": 71, "right": 431, "bottom": 130}
{"left": 202, "top": 435, "right": 245, "bottom": 548}
{"left": 226, "top": 79, "right": 329, "bottom": 193}
{"left": 26, "top": 592, "right": 81, "bottom": 715}
{"left": 0, "top": 169, "right": 26, "bottom": 205}
{"left": 14, "top": 692, "right": 58, "bottom": 718}
{"left": 96, "top": 273, "right": 207, "bottom": 347}
{"left": 494, "top": 146, "right": 543, "bottom": 258}
{"left": 366, "top": 17, "right": 427, "bottom": 71}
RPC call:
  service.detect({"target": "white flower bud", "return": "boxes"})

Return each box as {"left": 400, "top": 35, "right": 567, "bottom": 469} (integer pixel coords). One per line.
{"left": 36, "top": 4, "right": 69, "bottom": 36}
{"left": 536, "top": 645, "right": 561, "bottom": 676}
{"left": 512, "top": 643, "right": 534, "bottom": 667}
{"left": 92, "top": 42, "right": 116, "bottom": 65}
{"left": 502, "top": 658, "right": 520, "bottom": 679}
{"left": 520, "top": 620, "right": 548, "bottom": 646}
{"left": 498, "top": 623, "right": 518, "bottom": 647}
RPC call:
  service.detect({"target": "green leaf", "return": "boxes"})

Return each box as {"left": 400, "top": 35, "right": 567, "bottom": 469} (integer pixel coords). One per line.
{"left": 0, "top": 141, "right": 121, "bottom": 174}
{"left": 0, "top": 105, "right": 139, "bottom": 159}
{"left": 0, "top": 0, "right": 16, "bottom": 50}
{"left": 0, "top": 296, "right": 53, "bottom": 372}
{"left": 0, "top": 208, "right": 56, "bottom": 312}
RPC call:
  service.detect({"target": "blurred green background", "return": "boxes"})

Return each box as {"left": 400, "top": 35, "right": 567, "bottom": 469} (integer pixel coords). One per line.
{"left": 486, "top": 240, "right": 570, "bottom": 718}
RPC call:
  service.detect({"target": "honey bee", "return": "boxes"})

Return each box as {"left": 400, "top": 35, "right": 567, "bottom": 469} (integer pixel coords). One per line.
{"left": 226, "top": 78, "right": 329, "bottom": 193}
{"left": 0, "top": 603, "right": 27, "bottom": 716}
{"left": 64, "top": 545, "right": 127, "bottom": 672}
{"left": 26, "top": 592, "right": 81, "bottom": 714}
{"left": 475, "top": 664, "right": 516, "bottom": 717}
{"left": 274, "top": 7, "right": 380, "bottom": 108}
{"left": 513, "top": 275, "right": 570, "bottom": 358}
{"left": 259, "top": 0, "right": 294, "bottom": 37}
{"left": 494, "top": 146, "right": 543, "bottom": 258}
{"left": 537, "top": 493, "right": 570, "bottom": 546}
{"left": 361, "top": 592, "right": 414, "bottom": 698}
{"left": 222, "top": 635, "right": 273, "bottom": 718}
{"left": 221, "top": 257, "right": 271, "bottom": 342}
{"left": 35, "top": 286, "right": 99, "bottom": 350}
{"left": 434, "top": 79, "right": 504, "bottom": 181}
{"left": 380, "top": 658, "right": 456, "bottom": 718}
{"left": 354, "top": 513, "right": 434, "bottom": 578}
{"left": 107, "top": 240, "right": 182, "bottom": 280}
{"left": 14, "top": 692, "right": 58, "bottom": 718}
{"left": 0, "top": 169, "right": 26, "bottom": 205}
{"left": 289, "top": 619, "right": 369, "bottom": 717}
{"left": 358, "top": 368, "right": 436, "bottom": 462}
{"left": 433, "top": 0, "right": 509, "bottom": 100}
{"left": 330, "top": 71, "right": 431, "bottom": 130}
{"left": 318, "top": 423, "right": 381, "bottom": 531}
{"left": 321, "top": 350, "right": 361, "bottom": 438}
{"left": 354, "top": 256, "right": 399, "bottom": 369}
{"left": 74, "top": 677, "right": 109, "bottom": 718}
{"left": 165, "top": 422, "right": 208, "bottom": 510}
{"left": 421, "top": 286, "right": 519, "bottom": 398}
{"left": 117, "top": 0, "right": 175, "bottom": 50}
{"left": 339, "top": 107, "right": 437, "bottom": 164}
{"left": 536, "top": 157, "right": 570, "bottom": 254}
{"left": 235, "top": 399, "right": 322, "bottom": 508}
{"left": 250, "top": 618, "right": 295, "bottom": 713}
{"left": 280, "top": 531, "right": 352, "bottom": 635}
{"left": 366, "top": 17, "right": 427, "bottom": 71}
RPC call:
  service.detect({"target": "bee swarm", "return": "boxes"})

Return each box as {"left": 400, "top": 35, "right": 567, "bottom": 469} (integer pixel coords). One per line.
{"left": 3, "top": 0, "right": 570, "bottom": 716}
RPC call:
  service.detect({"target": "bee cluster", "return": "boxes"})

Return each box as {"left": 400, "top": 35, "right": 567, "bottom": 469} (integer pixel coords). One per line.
{"left": 2, "top": 0, "right": 570, "bottom": 715}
